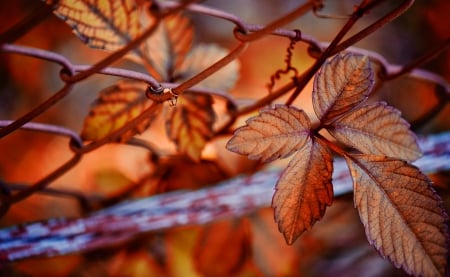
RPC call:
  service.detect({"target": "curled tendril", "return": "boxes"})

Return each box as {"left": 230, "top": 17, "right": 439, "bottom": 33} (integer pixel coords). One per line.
{"left": 267, "top": 37, "right": 299, "bottom": 92}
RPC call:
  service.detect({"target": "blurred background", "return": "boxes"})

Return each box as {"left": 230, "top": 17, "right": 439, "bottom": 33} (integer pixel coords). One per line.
{"left": 0, "top": 0, "right": 449, "bottom": 276}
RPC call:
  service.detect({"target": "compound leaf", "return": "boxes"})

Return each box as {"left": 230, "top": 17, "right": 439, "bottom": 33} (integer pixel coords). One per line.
{"left": 226, "top": 104, "right": 311, "bottom": 163}
{"left": 273, "top": 139, "right": 333, "bottom": 245}
{"left": 45, "top": 0, "right": 141, "bottom": 52}
{"left": 166, "top": 93, "right": 215, "bottom": 162}
{"left": 313, "top": 53, "right": 374, "bottom": 123}
{"left": 346, "top": 154, "right": 448, "bottom": 276}
{"left": 177, "top": 44, "right": 240, "bottom": 91}
{"left": 142, "top": 14, "right": 193, "bottom": 80}
{"left": 81, "top": 80, "right": 158, "bottom": 142}
{"left": 329, "top": 102, "right": 422, "bottom": 161}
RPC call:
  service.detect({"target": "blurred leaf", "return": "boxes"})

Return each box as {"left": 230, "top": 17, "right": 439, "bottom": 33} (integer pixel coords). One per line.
{"left": 81, "top": 80, "right": 159, "bottom": 142}
{"left": 156, "top": 158, "right": 228, "bottom": 192}
{"left": 177, "top": 44, "right": 240, "bottom": 91}
{"left": 226, "top": 104, "right": 311, "bottom": 163}
{"left": 345, "top": 154, "right": 448, "bottom": 276}
{"left": 313, "top": 53, "right": 373, "bottom": 123}
{"left": 45, "top": 0, "right": 142, "bottom": 52}
{"left": 108, "top": 249, "right": 166, "bottom": 276}
{"left": 329, "top": 101, "right": 422, "bottom": 161}
{"left": 16, "top": 255, "right": 81, "bottom": 276}
{"left": 165, "top": 93, "right": 215, "bottom": 162}
{"left": 273, "top": 139, "right": 333, "bottom": 245}
{"left": 194, "top": 219, "right": 252, "bottom": 276}
{"left": 142, "top": 14, "right": 193, "bottom": 80}
{"left": 93, "top": 169, "right": 133, "bottom": 196}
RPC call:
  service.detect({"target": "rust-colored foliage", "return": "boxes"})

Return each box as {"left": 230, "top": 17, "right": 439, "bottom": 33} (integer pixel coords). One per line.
{"left": 56, "top": 2, "right": 239, "bottom": 157}
{"left": 45, "top": 0, "right": 142, "bottom": 52}
{"left": 2, "top": 1, "right": 449, "bottom": 277}
{"left": 81, "top": 80, "right": 158, "bottom": 142}
{"left": 346, "top": 155, "right": 448, "bottom": 276}
{"left": 227, "top": 105, "right": 311, "bottom": 162}
{"left": 194, "top": 219, "right": 253, "bottom": 276}
{"left": 227, "top": 53, "right": 448, "bottom": 275}
{"left": 273, "top": 139, "right": 333, "bottom": 244}
{"left": 165, "top": 93, "right": 216, "bottom": 162}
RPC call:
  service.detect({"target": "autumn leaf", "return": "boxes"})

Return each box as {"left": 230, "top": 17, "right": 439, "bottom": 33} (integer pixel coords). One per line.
{"left": 165, "top": 93, "right": 215, "bottom": 162}
{"left": 345, "top": 154, "right": 448, "bottom": 276}
{"left": 177, "top": 44, "right": 240, "bottom": 91}
{"left": 273, "top": 139, "right": 333, "bottom": 245}
{"left": 226, "top": 105, "right": 311, "bottom": 163}
{"left": 45, "top": 0, "right": 141, "bottom": 52}
{"left": 141, "top": 14, "right": 194, "bottom": 80}
{"left": 81, "top": 80, "right": 158, "bottom": 142}
{"left": 313, "top": 53, "right": 374, "bottom": 124}
{"left": 194, "top": 219, "right": 252, "bottom": 276}
{"left": 329, "top": 101, "right": 422, "bottom": 161}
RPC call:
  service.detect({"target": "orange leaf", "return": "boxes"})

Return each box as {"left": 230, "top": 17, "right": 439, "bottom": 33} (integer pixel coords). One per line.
{"left": 177, "top": 44, "right": 240, "bottom": 91}
{"left": 329, "top": 102, "right": 422, "bottom": 161}
{"left": 313, "top": 53, "right": 374, "bottom": 123}
{"left": 45, "top": 0, "right": 142, "bottom": 52}
{"left": 142, "top": 14, "right": 193, "bottom": 80}
{"left": 273, "top": 139, "right": 333, "bottom": 244}
{"left": 194, "top": 219, "right": 252, "bottom": 276}
{"left": 226, "top": 104, "right": 311, "bottom": 163}
{"left": 165, "top": 93, "right": 215, "bottom": 162}
{"left": 81, "top": 80, "right": 158, "bottom": 142}
{"left": 345, "top": 154, "right": 448, "bottom": 276}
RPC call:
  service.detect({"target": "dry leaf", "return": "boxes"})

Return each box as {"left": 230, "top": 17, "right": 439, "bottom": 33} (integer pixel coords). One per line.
{"left": 177, "top": 44, "right": 240, "bottom": 91}
{"left": 273, "top": 139, "right": 333, "bottom": 244}
{"left": 142, "top": 14, "right": 193, "bottom": 80}
{"left": 81, "top": 80, "right": 158, "bottom": 141}
{"left": 313, "top": 53, "right": 374, "bottom": 123}
{"left": 226, "top": 104, "right": 311, "bottom": 163}
{"left": 345, "top": 154, "right": 448, "bottom": 276}
{"left": 165, "top": 93, "right": 215, "bottom": 162}
{"left": 45, "top": 0, "right": 141, "bottom": 51}
{"left": 329, "top": 101, "right": 422, "bottom": 161}
{"left": 194, "top": 219, "right": 252, "bottom": 276}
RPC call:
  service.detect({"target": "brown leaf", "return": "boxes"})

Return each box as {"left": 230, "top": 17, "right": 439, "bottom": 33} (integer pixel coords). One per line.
{"left": 226, "top": 104, "right": 311, "bottom": 163}
{"left": 345, "top": 154, "right": 448, "bottom": 276}
{"left": 45, "top": 0, "right": 141, "bottom": 52}
{"left": 194, "top": 219, "right": 252, "bottom": 276}
{"left": 177, "top": 44, "right": 240, "bottom": 91}
{"left": 273, "top": 139, "right": 333, "bottom": 245}
{"left": 165, "top": 93, "right": 215, "bottom": 162}
{"left": 313, "top": 53, "right": 374, "bottom": 123}
{"left": 329, "top": 102, "right": 422, "bottom": 161}
{"left": 142, "top": 14, "right": 193, "bottom": 80}
{"left": 81, "top": 80, "right": 158, "bottom": 142}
